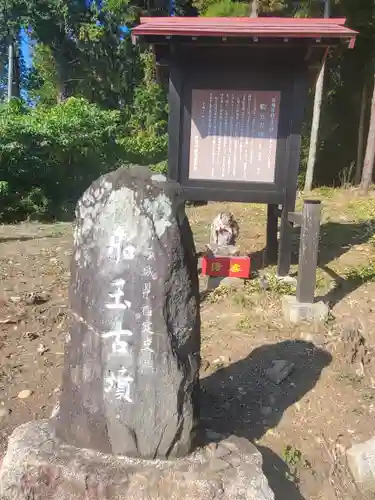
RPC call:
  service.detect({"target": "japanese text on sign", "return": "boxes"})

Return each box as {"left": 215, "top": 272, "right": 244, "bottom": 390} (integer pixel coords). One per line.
{"left": 189, "top": 89, "right": 281, "bottom": 183}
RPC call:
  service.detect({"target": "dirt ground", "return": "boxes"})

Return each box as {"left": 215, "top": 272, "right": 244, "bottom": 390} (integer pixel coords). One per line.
{"left": 1, "top": 187, "right": 375, "bottom": 500}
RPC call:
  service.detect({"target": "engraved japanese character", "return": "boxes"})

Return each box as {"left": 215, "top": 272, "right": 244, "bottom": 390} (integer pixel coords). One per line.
{"left": 104, "top": 367, "right": 133, "bottom": 402}
{"left": 115, "top": 368, "right": 134, "bottom": 402}
{"left": 108, "top": 229, "right": 136, "bottom": 263}
{"left": 102, "top": 327, "right": 133, "bottom": 355}
{"left": 142, "top": 265, "right": 157, "bottom": 280}
{"left": 142, "top": 305, "right": 152, "bottom": 317}
{"left": 106, "top": 280, "right": 131, "bottom": 310}
{"left": 142, "top": 337, "right": 154, "bottom": 354}
{"left": 142, "top": 319, "right": 153, "bottom": 336}
{"left": 142, "top": 282, "right": 151, "bottom": 299}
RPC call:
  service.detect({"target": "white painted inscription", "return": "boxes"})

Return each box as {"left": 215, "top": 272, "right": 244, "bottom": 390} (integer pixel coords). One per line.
{"left": 139, "top": 253, "right": 158, "bottom": 371}
{"left": 140, "top": 281, "right": 155, "bottom": 371}
{"left": 102, "top": 318, "right": 133, "bottom": 355}
{"left": 142, "top": 282, "right": 151, "bottom": 299}
{"left": 104, "top": 367, "right": 134, "bottom": 402}
{"left": 105, "top": 279, "right": 132, "bottom": 310}
{"left": 142, "top": 265, "right": 157, "bottom": 280}
{"left": 103, "top": 229, "right": 158, "bottom": 394}
{"left": 103, "top": 275, "right": 134, "bottom": 403}
{"left": 108, "top": 228, "right": 136, "bottom": 263}
{"left": 142, "top": 305, "right": 152, "bottom": 318}
{"left": 147, "top": 251, "right": 155, "bottom": 261}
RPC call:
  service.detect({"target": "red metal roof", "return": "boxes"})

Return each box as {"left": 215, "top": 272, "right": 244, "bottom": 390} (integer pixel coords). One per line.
{"left": 133, "top": 17, "right": 357, "bottom": 47}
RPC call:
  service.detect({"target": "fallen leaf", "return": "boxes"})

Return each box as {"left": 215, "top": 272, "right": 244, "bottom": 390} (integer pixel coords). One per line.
{"left": 18, "top": 390, "right": 33, "bottom": 399}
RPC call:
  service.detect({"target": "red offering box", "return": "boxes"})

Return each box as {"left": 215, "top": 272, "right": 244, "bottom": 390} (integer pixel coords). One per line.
{"left": 201, "top": 255, "right": 251, "bottom": 278}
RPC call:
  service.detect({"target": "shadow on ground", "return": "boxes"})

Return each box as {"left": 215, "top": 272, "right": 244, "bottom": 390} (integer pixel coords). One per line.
{"left": 308, "top": 220, "right": 375, "bottom": 307}
{"left": 0, "top": 233, "right": 65, "bottom": 244}
{"left": 249, "top": 220, "right": 375, "bottom": 304}
{"left": 318, "top": 220, "right": 375, "bottom": 266}
{"left": 200, "top": 340, "right": 332, "bottom": 500}
{"left": 316, "top": 264, "right": 375, "bottom": 307}
{"left": 0, "top": 236, "right": 41, "bottom": 243}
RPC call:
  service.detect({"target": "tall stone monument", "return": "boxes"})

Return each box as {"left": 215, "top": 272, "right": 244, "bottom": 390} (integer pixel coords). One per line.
{"left": 54, "top": 166, "right": 201, "bottom": 458}
{"left": 0, "top": 167, "right": 274, "bottom": 500}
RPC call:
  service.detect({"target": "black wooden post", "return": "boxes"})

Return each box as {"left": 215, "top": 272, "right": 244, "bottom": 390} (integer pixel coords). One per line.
{"left": 277, "top": 204, "right": 292, "bottom": 276}
{"left": 296, "top": 199, "right": 322, "bottom": 304}
{"left": 277, "top": 71, "right": 309, "bottom": 277}
{"left": 167, "top": 44, "right": 182, "bottom": 183}
{"left": 266, "top": 204, "right": 278, "bottom": 264}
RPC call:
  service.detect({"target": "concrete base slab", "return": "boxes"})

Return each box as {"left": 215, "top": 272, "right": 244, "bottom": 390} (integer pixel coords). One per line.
{"left": 282, "top": 295, "right": 329, "bottom": 324}
{"left": 0, "top": 420, "right": 274, "bottom": 500}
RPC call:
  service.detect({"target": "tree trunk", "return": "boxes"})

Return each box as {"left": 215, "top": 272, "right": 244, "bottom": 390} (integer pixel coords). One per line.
{"left": 56, "top": 79, "right": 68, "bottom": 103}
{"left": 7, "top": 43, "right": 13, "bottom": 102}
{"left": 360, "top": 74, "right": 375, "bottom": 194}
{"left": 53, "top": 49, "right": 70, "bottom": 103}
{"left": 355, "top": 80, "right": 369, "bottom": 185}
{"left": 250, "top": 0, "right": 258, "bottom": 17}
{"left": 304, "top": 55, "right": 327, "bottom": 191}
{"left": 304, "top": 0, "right": 330, "bottom": 192}
{"left": 12, "top": 41, "right": 21, "bottom": 99}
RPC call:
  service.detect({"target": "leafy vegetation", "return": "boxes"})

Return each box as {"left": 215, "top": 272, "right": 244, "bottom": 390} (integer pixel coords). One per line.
{"left": 0, "top": 98, "right": 120, "bottom": 220}
{"left": 0, "top": 89, "right": 167, "bottom": 221}
{"left": 282, "top": 444, "right": 311, "bottom": 483}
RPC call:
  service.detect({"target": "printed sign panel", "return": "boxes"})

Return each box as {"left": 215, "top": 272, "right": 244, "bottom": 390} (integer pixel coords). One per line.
{"left": 189, "top": 89, "right": 281, "bottom": 183}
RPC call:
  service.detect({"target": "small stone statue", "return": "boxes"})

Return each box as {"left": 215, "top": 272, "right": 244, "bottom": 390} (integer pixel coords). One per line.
{"left": 210, "top": 212, "right": 239, "bottom": 246}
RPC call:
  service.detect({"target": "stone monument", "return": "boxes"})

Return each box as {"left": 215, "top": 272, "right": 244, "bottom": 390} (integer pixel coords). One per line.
{"left": 53, "top": 166, "right": 200, "bottom": 459}
{"left": 0, "top": 167, "right": 274, "bottom": 500}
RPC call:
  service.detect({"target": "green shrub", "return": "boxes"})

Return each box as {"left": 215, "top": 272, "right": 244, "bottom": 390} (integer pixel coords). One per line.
{"left": 0, "top": 98, "right": 123, "bottom": 220}
{"left": 117, "top": 134, "right": 168, "bottom": 166}
{"left": 0, "top": 97, "right": 169, "bottom": 222}
{"left": 149, "top": 160, "right": 168, "bottom": 174}
{"left": 203, "top": 0, "right": 249, "bottom": 16}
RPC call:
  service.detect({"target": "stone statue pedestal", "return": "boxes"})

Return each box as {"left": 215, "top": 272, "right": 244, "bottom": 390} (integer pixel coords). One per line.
{"left": 0, "top": 420, "right": 274, "bottom": 500}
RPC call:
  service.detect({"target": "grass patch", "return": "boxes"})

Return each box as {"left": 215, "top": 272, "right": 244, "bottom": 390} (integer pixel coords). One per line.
{"left": 231, "top": 274, "right": 296, "bottom": 313}
{"left": 346, "top": 199, "right": 375, "bottom": 222}
{"left": 311, "top": 186, "right": 338, "bottom": 199}
{"left": 206, "top": 285, "right": 236, "bottom": 304}
{"left": 315, "top": 269, "right": 332, "bottom": 291}
{"left": 232, "top": 292, "right": 255, "bottom": 308}
{"left": 345, "top": 261, "right": 375, "bottom": 282}
{"left": 237, "top": 316, "right": 253, "bottom": 330}
{"left": 362, "top": 390, "right": 375, "bottom": 402}
{"left": 282, "top": 444, "right": 311, "bottom": 483}
{"left": 244, "top": 274, "right": 295, "bottom": 296}
{"left": 336, "top": 372, "right": 363, "bottom": 387}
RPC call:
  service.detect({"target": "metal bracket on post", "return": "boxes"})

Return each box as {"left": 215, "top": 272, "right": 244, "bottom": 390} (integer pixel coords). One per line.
{"left": 296, "top": 199, "right": 322, "bottom": 304}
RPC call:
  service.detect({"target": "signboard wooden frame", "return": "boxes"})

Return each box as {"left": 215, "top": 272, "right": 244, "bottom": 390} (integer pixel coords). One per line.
{"left": 169, "top": 64, "right": 299, "bottom": 204}
{"left": 168, "top": 46, "right": 309, "bottom": 274}
{"left": 133, "top": 18, "right": 357, "bottom": 278}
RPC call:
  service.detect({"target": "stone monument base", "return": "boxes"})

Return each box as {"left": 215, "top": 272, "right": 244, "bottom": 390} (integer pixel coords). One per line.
{"left": 0, "top": 420, "right": 274, "bottom": 500}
